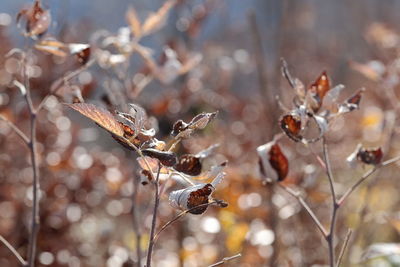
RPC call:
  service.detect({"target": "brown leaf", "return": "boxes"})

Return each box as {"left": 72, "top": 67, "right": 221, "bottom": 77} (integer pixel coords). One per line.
{"left": 171, "top": 112, "right": 218, "bottom": 138}
{"left": 142, "top": 0, "right": 175, "bottom": 36}
{"left": 141, "top": 148, "right": 177, "bottom": 167}
{"left": 169, "top": 183, "right": 214, "bottom": 214}
{"left": 65, "top": 103, "right": 124, "bottom": 137}
{"left": 269, "top": 144, "right": 289, "bottom": 181}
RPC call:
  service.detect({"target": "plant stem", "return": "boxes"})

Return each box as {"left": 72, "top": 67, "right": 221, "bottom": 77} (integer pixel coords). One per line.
{"left": 207, "top": 253, "right": 242, "bottom": 267}
{"left": 322, "top": 138, "right": 339, "bottom": 267}
{"left": 336, "top": 229, "right": 352, "bottom": 267}
{"left": 0, "top": 235, "right": 27, "bottom": 266}
{"left": 278, "top": 184, "right": 328, "bottom": 237}
{"left": 145, "top": 164, "right": 162, "bottom": 267}
{"left": 131, "top": 174, "right": 142, "bottom": 267}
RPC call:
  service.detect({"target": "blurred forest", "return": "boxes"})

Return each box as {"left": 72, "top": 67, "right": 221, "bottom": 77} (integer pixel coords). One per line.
{"left": 1, "top": 0, "right": 400, "bottom": 267}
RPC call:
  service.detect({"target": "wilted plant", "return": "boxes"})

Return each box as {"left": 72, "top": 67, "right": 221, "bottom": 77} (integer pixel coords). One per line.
{"left": 257, "top": 60, "right": 400, "bottom": 267}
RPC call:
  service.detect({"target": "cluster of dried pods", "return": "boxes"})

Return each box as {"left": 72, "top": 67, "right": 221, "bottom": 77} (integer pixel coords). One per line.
{"left": 67, "top": 103, "right": 226, "bottom": 215}
{"left": 258, "top": 60, "right": 382, "bottom": 183}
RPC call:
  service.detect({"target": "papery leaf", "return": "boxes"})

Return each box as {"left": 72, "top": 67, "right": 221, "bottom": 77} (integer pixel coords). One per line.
{"left": 126, "top": 6, "right": 142, "bottom": 38}
{"left": 171, "top": 111, "right": 218, "bottom": 138}
{"left": 257, "top": 142, "right": 288, "bottom": 182}
{"left": 313, "top": 115, "right": 329, "bottom": 137}
{"left": 142, "top": 148, "right": 177, "bottom": 167}
{"left": 357, "top": 146, "right": 383, "bottom": 165}
{"left": 137, "top": 156, "right": 170, "bottom": 173}
{"left": 338, "top": 88, "right": 364, "bottom": 114}
{"left": 65, "top": 103, "right": 124, "bottom": 137}
{"left": 142, "top": 0, "right": 175, "bottom": 36}
{"left": 195, "top": 144, "right": 219, "bottom": 158}
{"left": 280, "top": 113, "right": 302, "bottom": 142}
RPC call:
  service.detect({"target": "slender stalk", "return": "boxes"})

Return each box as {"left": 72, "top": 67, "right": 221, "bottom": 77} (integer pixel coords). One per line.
{"left": 277, "top": 184, "right": 328, "bottom": 237}
{"left": 145, "top": 164, "right": 162, "bottom": 267}
{"left": 152, "top": 200, "right": 224, "bottom": 243}
{"left": 207, "top": 253, "right": 242, "bottom": 267}
{"left": 0, "top": 115, "right": 29, "bottom": 145}
{"left": 22, "top": 54, "right": 40, "bottom": 267}
{"left": 322, "top": 138, "right": 339, "bottom": 267}
{"left": 0, "top": 235, "right": 27, "bottom": 266}
{"left": 131, "top": 174, "right": 142, "bottom": 267}
{"left": 336, "top": 229, "right": 352, "bottom": 267}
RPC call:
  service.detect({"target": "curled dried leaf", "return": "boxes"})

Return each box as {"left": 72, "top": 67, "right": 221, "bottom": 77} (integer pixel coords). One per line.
{"left": 174, "top": 154, "right": 202, "bottom": 176}
{"left": 169, "top": 184, "right": 214, "bottom": 214}
{"left": 257, "top": 142, "right": 289, "bottom": 182}
{"left": 171, "top": 112, "right": 218, "bottom": 138}
{"left": 35, "top": 38, "right": 68, "bottom": 57}
{"left": 142, "top": 148, "right": 177, "bottom": 167}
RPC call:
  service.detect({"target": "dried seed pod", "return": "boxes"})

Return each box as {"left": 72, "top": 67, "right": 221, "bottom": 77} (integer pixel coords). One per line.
{"left": 357, "top": 147, "right": 383, "bottom": 165}
{"left": 169, "top": 184, "right": 214, "bottom": 214}
{"left": 308, "top": 71, "right": 330, "bottom": 112}
{"left": 280, "top": 113, "right": 302, "bottom": 142}
{"left": 141, "top": 148, "right": 177, "bottom": 167}
{"left": 69, "top": 44, "right": 91, "bottom": 65}
{"left": 257, "top": 142, "right": 289, "bottom": 182}
{"left": 17, "top": 0, "right": 51, "bottom": 38}
{"left": 174, "top": 154, "right": 202, "bottom": 176}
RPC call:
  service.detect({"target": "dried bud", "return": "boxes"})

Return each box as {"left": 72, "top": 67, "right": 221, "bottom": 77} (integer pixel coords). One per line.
{"left": 257, "top": 142, "right": 289, "bottom": 182}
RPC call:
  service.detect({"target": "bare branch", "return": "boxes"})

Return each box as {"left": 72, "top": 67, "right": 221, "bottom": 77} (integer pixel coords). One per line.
{"left": 336, "top": 229, "right": 352, "bottom": 267}
{"left": 208, "top": 253, "right": 242, "bottom": 267}
{"left": 338, "top": 154, "right": 400, "bottom": 205}
{"left": 145, "top": 163, "right": 162, "bottom": 267}
{"left": 277, "top": 184, "right": 328, "bottom": 237}
{"left": 0, "top": 235, "right": 27, "bottom": 266}
{"left": 0, "top": 115, "right": 29, "bottom": 145}
{"left": 153, "top": 200, "right": 226, "bottom": 243}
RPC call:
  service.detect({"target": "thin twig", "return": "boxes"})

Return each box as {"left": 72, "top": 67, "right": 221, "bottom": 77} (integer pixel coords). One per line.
{"left": 277, "top": 184, "right": 328, "bottom": 237}
{"left": 207, "top": 253, "right": 242, "bottom": 267}
{"left": 335, "top": 229, "right": 352, "bottom": 267}
{"left": 145, "top": 163, "right": 162, "bottom": 267}
{"left": 131, "top": 173, "right": 142, "bottom": 267}
{"left": 338, "top": 154, "right": 400, "bottom": 205}
{"left": 21, "top": 51, "right": 40, "bottom": 267}
{"left": 152, "top": 200, "right": 224, "bottom": 243}
{"left": 0, "top": 234, "right": 27, "bottom": 266}
{"left": 0, "top": 115, "right": 29, "bottom": 145}
{"left": 322, "top": 137, "right": 339, "bottom": 267}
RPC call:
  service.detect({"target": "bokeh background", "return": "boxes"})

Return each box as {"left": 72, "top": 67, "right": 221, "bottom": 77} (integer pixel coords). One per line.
{"left": 1, "top": 0, "right": 400, "bottom": 266}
